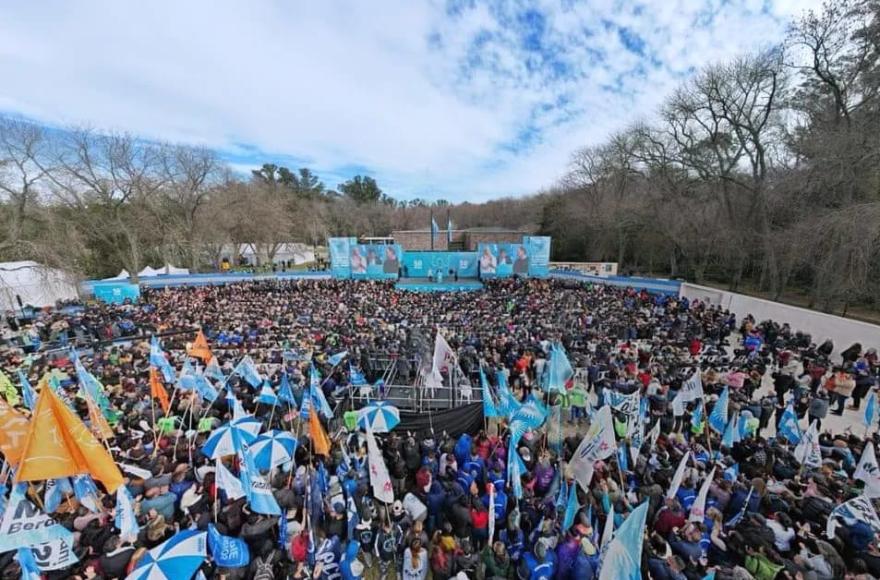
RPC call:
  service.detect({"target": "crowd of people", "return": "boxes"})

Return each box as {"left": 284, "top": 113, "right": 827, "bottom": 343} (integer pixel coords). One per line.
{"left": 0, "top": 277, "right": 878, "bottom": 579}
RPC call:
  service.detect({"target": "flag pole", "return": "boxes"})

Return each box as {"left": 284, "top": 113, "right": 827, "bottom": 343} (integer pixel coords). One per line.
{"left": 430, "top": 209, "right": 434, "bottom": 251}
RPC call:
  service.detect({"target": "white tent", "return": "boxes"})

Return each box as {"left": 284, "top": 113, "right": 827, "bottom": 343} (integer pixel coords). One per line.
{"left": 137, "top": 266, "right": 161, "bottom": 278}
{"left": 103, "top": 269, "right": 130, "bottom": 281}
{"left": 162, "top": 264, "right": 190, "bottom": 275}
{"left": 0, "top": 261, "right": 79, "bottom": 310}
{"left": 137, "top": 265, "right": 190, "bottom": 278}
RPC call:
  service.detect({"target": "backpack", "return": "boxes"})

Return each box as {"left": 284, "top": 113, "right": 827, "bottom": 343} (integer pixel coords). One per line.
{"left": 253, "top": 552, "right": 276, "bottom": 580}
{"left": 801, "top": 496, "right": 834, "bottom": 527}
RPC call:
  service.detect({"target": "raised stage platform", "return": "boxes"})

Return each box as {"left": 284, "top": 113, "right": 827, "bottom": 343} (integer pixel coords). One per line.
{"left": 395, "top": 278, "right": 483, "bottom": 292}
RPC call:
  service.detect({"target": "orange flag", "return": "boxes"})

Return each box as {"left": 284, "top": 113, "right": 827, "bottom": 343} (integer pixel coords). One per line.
{"left": 15, "top": 382, "right": 124, "bottom": 492}
{"left": 187, "top": 330, "right": 213, "bottom": 363}
{"left": 309, "top": 407, "right": 331, "bottom": 456}
{"left": 0, "top": 398, "right": 29, "bottom": 465}
{"left": 86, "top": 396, "right": 114, "bottom": 441}
{"left": 150, "top": 368, "right": 170, "bottom": 414}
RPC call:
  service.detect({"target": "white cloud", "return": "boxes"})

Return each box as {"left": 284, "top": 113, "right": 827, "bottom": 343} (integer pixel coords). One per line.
{"left": 0, "top": 0, "right": 825, "bottom": 200}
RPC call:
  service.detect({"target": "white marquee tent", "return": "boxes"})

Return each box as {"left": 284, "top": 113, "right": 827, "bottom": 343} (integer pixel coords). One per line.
{"left": 0, "top": 261, "right": 79, "bottom": 310}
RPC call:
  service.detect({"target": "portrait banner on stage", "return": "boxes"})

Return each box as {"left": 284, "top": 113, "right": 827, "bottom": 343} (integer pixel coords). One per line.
{"left": 349, "top": 244, "right": 402, "bottom": 280}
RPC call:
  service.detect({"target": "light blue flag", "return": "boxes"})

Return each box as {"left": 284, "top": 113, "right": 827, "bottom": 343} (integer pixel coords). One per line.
{"left": 546, "top": 344, "right": 574, "bottom": 393}
{"left": 238, "top": 438, "right": 282, "bottom": 515}
{"left": 480, "top": 369, "right": 500, "bottom": 418}
{"left": 349, "top": 365, "right": 366, "bottom": 386}
{"left": 708, "top": 387, "right": 729, "bottom": 433}
{"left": 194, "top": 373, "right": 219, "bottom": 403}
{"left": 72, "top": 356, "right": 111, "bottom": 414}
{"left": 555, "top": 476, "right": 569, "bottom": 513}
{"left": 0, "top": 481, "right": 7, "bottom": 515}
{"left": 72, "top": 475, "right": 100, "bottom": 513}
{"left": 308, "top": 365, "right": 333, "bottom": 419}
{"left": 205, "top": 357, "right": 225, "bottom": 382}
{"left": 511, "top": 396, "right": 547, "bottom": 431}
{"left": 178, "top": 360, "right": 197, "bottom": 391}
{"left": 115, "top": 485, "right": 140, "bottom": 541}
{"left": 278, "top": 373, "right": 296, "bottom": 405}
{"left": 44, "top": 478, "right": 73, "bottom": 513}
{"left": 600, "top": 501, "right": 649, "bottom": 580}
{"left": 17, "top": 371, "right": 35, "bottom": 411}
{"left": 431, "top": 217, "right": 440, "bottom": 235}
{"left": 234, "top": 356, "right": 262, "bottom": 388}
{"left": 618, "top": 442, "right": 629, "bottom": 473}
{"left": 256, "top": 382, "right": 278, "bottom": 406}
{"left": 327, "top": 351, "right": 348, "bottom": 367}
{"left": 721, "top": 413, "right": 739, "bottom": 448}
{"left": 508, "top": 447, "right": 527, "bottom": 500}
{"left": 778, "top": 404, "right": 802, "bottom": 444}
{"left": 208, "top": 523, "right": 250, "bottom": 567}
{"left": 723, "top": 463, "right": 739, "bottom": 481}
{"left": 691, "top": 401, "right": 704, "bottom": 430}
{"left": 16, "top": 548, "right": 41, "bottom": 580}
{"left": 865, "top": 391, "right": 877, "bottom": 429}
{"left": 495, "top": 371, "right": 522, "bottom": 418}
{"left": 563, "top": 482, "right": 579, "bottom": 531}
{"left": 150, "top": 336, "right": 176, "bottom": 383}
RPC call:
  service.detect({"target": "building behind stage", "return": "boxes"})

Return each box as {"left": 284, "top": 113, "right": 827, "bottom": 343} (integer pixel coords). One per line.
{"left": 391, "top": 227, "right": 528, "bottom": 251}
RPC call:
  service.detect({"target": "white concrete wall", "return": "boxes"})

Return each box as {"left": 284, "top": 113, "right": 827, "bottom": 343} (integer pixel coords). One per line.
{"left": 680, "top": 282, "right": 880, "bottom": 353}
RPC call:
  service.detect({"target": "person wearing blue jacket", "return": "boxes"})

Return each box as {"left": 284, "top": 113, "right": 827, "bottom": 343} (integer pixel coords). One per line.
{"left": 572, "top": 537, "right": 597, "bottom": 580}
{"left": 519, "top": 540, "right": 556, "bottom": 580}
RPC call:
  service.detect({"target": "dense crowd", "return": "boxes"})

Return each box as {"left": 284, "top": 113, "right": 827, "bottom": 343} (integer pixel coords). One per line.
{"left": 0, "top": 278, "right": 878, "bottom": 580}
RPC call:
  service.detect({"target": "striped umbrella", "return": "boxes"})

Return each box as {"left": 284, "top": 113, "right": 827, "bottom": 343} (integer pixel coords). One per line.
{"left": 250, "top": 430, "right": 298, "bottom": 471}
{"left": 126, "top": 529, "right": 207, "bottom": 580}
{"left": 357, "top": 401, "right": 400, "bottom": 433}
{"left": 201, "top": 417, "right": 262, "bottom": 459}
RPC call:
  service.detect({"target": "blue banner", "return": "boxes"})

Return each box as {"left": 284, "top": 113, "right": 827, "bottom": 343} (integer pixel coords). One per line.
{"left": 478, "top": 239, "right": 551, "bottom": 278}
{"left": 208, "top": 524, "right": 250, "bottom": 567}
{"left": 93, "top": 283, "right": 140, "bottom": 304}
{"left": 401, "top": 251, "right": 478, "bottom": 278}
{"left": 524, "top": 236, "right": 551, "bottom": 277}
{"left": 328, "top": 237, "right": 355, "bottom": 279}
{"left": 477, "top": 243, "right": 528, "bottom": 278}
{"left": 350, "top": 244, "right": 402, "bottom": 280}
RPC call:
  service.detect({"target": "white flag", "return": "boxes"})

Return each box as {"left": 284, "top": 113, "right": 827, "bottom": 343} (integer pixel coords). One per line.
{"left": 679, "top": 370, "right": 704, "bottom": 402}
{"left": 689, "top": 467, "right": 716, "bottom": 522}
{"left": 215, "top": 459, "right": 246, "bottom": 501}
{"left": 366, "top": 423, "right": 395, "bottom": 504}
{"left": 794, "top": 421, "right": 822, "bottom": 468}
{"left": 571, "top": 406, "right": 617, "bottom": 491}
{"left": 671, "top": 391, "right": 685, "bottom": 417}
{"left": 855, "top": 442, "right": 880, "bottom": 498}
{"left": 827, "top": 494, "right": 880, "bottom": 539}
{"left": 667, "top": 451, "right": 691, "bottom": 500}
{"left": 488, "top": 483, "right": 496, "bottom": 543}
{"left": 432, "top": 331, "right": 457, "bottom": 377}
{"left": 647, "top": 421, "right": 661, "bottom": 450}
{"left": 600, "top": 504, "right": 615, "bottom": 549}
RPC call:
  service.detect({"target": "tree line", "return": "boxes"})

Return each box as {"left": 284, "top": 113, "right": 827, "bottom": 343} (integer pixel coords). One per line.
{"left": 0, "top": 2, "right": 877, "bottom": 314}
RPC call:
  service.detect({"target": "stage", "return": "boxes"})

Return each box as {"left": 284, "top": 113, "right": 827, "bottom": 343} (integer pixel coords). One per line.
{"left": 395, "top": 278, "right": 483, "bottom": 292}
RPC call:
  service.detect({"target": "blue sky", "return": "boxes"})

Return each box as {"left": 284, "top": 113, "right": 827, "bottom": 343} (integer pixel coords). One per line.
{"left": 0, "top": 0, "right": 819, "bottom": 202}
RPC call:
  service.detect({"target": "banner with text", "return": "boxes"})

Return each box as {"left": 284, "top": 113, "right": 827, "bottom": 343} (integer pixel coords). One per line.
{"left": 401, "top": 252, "right": 478, "bottom": 278}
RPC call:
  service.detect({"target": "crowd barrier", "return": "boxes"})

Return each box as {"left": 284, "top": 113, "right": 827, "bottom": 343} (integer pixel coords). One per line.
{"left": 548, "top": 269, "right": 682, "bottom": 295}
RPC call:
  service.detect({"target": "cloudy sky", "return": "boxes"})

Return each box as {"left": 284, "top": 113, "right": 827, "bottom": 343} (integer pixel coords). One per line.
{"left": 0, "top": 0, "right": 821, "bottom": 201}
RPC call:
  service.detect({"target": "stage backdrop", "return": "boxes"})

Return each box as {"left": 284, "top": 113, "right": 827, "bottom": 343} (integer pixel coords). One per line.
{"left": 328, "top": 237, "right": 356, "bottom": 279}
{"left": 400, "top": 251, "right": 478, "bottom": 278}
{"left": 524, "top": 236, "right": 551, "bottom": 277}
{"left": 330, "top": 238, "right": 402, "bottom": 280}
